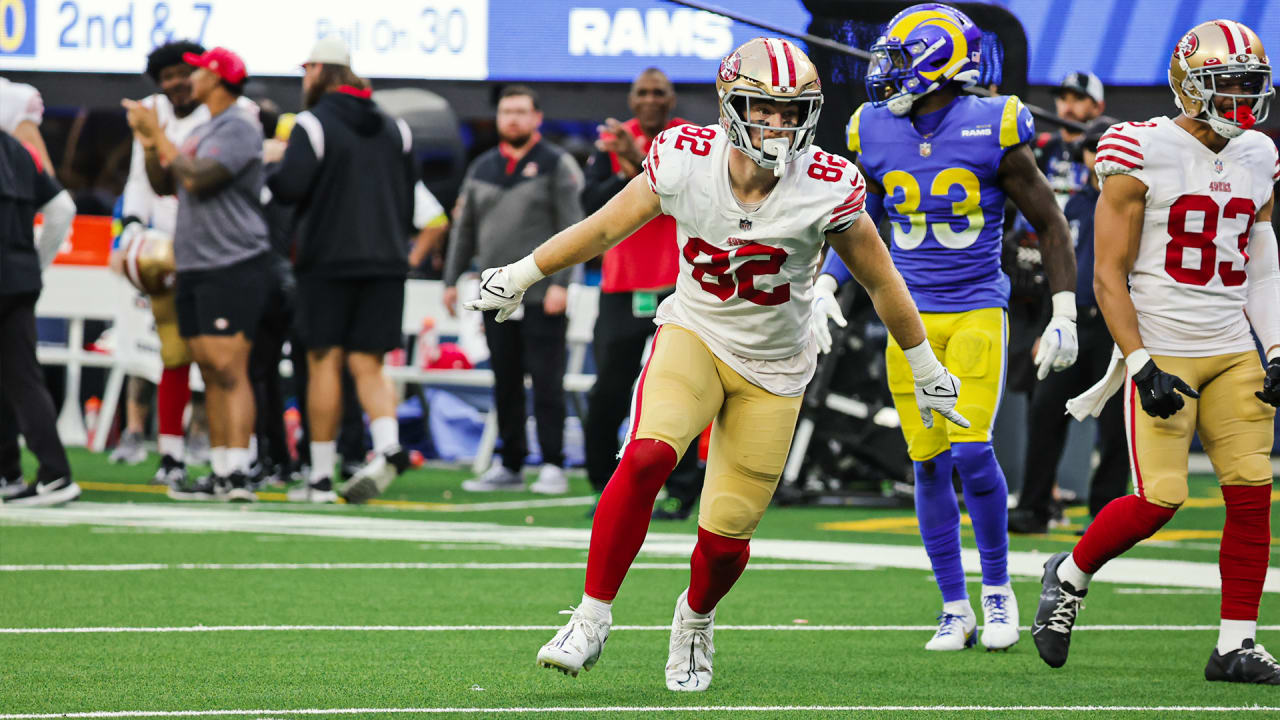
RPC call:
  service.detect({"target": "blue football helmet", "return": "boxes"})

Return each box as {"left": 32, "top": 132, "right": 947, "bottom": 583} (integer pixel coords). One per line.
{"left": 866, "top": 3, "right": 983, "bottom": 116}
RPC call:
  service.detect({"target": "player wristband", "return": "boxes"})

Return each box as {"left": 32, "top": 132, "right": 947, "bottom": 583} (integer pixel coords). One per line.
{"left": 508, "top": 254, "right": 546, "bottom": 291}
{"left": 1050, "top": 291, "right": 1077, "bottom": 321}
{"left": 903, "top": 340, "right": 943, "bottom": 383}
{"left": 1124, "top": 348, "right": 1152, "bottom": 379}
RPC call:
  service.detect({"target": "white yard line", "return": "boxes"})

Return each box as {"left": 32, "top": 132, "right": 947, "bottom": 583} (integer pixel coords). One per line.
{"left": 0, "top": 562, "right": 868, "bottom": 572}
{"left": 2, "top": 704, "right": 1277, "bottom": 718}
{"left": 4, "top": 502, "right": 1278, "bottom": 592}
{"left": 2, "top": 623, "right": 1273, "bottom": 635}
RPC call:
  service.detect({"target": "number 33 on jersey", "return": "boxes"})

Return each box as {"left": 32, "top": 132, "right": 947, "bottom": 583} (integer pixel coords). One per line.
{"left": 641, "top": 123, "right": 865, "bottom": 365}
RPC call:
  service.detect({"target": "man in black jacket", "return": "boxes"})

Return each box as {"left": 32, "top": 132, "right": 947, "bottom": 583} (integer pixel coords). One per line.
{"left": 0, "top": 131, "right": 79, "bottom": 506}
{"left": 268, "top": 38, "right": 415, "bottom": 504}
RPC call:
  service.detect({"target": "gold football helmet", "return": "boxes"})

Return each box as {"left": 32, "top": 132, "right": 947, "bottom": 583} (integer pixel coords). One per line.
{"left": 715, "top": 37, "right": 822, "bottom": 174}
{"left": 122, "top": 227, "right": 177, "bottom": 295}
{"left": 1169, "top": 20, "right": 1273, "bottom": 138}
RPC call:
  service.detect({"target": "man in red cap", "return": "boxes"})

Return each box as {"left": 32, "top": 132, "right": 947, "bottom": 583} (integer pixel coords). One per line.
{"left": 124, "top": 47, "right": 274, "bottom": 502}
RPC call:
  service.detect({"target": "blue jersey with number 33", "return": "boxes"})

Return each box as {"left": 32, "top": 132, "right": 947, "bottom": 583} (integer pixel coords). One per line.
{"left": 848, "top": 95, "right": 1035, "bottom": 312}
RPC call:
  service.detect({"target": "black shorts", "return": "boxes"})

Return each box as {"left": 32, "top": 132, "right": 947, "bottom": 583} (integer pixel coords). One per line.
{"left": 176, "top": 253, "right": 272, "bottom": 340}
{"left": 296, "top": 274, "right": 404, "bottom": 354}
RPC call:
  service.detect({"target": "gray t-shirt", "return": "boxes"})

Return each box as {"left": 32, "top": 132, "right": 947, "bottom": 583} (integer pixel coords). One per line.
{"left": 174, "top": 105, "right": 269, "bottom": 271}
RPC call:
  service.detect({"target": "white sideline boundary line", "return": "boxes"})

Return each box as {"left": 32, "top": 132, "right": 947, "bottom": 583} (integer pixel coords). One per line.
{"left": 3, "top": 623, "right": 1274, "bottom": 635}
{"left": 2, "top": 704, "right": 1278, "bottom": 718}
{"left": 0, "top": 562, "right": 868, "bottom": 572}
{"left": 6, "top": 502, "right": 1280, "bottom": 592}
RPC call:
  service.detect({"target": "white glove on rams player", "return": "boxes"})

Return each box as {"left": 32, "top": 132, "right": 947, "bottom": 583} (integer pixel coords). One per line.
{"left": 902, "top": 341, "right": 970, "bottom": 430}
{"left": 1034, "top": 291, "right": 1079, "bottom": 380}
{"left": 810, "top": 273, "right": 847, "bottom": 355}
{"left": 464, "top": 255, "right": 546, "bottom": 322}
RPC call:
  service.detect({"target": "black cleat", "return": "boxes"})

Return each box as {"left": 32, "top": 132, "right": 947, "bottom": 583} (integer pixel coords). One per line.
{"left": 224, "top": 472, "right": 257, "bottom": 503}
{"left": 1008, "top": 508, "right": 1049, "bottom": 534}
{"left": 1206, "top": 639, "right": 1280, "bottom": 684}
{"left": 652, "top": 497, "right": 694, "bottom": 521}
{"left": 1032, "top": 551, "right": 1086, "bottom": 668}
{"left": 167, "top": 474, "right": 217, "bottom": 501}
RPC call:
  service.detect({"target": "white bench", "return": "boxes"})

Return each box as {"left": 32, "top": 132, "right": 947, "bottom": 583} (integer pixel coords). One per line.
{"left": 34, "top": 266, "right": 160, "bottom": 452}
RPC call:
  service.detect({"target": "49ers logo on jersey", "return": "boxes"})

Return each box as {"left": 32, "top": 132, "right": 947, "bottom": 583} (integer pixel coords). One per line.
{"left": 719, "top": 52, "right": 741, "bottom": 83}
{"left": 1177, "top": 32, "right": 1199, "bottom": 58}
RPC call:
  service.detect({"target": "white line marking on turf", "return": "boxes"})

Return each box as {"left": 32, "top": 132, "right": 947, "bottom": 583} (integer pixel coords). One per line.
{"left": 0, "top": 562, "right": 868, "bottom": 572}
{"left": 2, "top": 704, "right": 1278, "bottom": 718}
{"left": 6, "top": 502, "right": 1278, "bottom": 592}
{"left": 1115, "top": 588, "right": 1218, "bottom": 595}
{"left": 4, "top": 624, "right": 1273, "bottom": 635}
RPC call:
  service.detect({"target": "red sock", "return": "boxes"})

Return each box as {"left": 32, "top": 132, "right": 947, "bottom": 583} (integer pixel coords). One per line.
{"left": 688, "top": 527, "right": 750, "bottom": 614}
{"left": 1221, "top": 484, "right": 1271, "bottom": 621}
{"left": 583, "top": 439, "right": 677, "bottom": 602}
{"left": 157, "top": 366, "right": 191, "bottom": 438}
{"left": 1072, "top": 494, "right": 1177, "bottom": 574}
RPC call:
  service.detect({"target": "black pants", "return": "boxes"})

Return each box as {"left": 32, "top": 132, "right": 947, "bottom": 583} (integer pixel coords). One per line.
{"left": 0, "top": 395, "right": 21, "bottom": 478}
{"left": 251, "top": 257, "right": 293, "bottom": 468}
{"left": 1018, "top": 307, "right": 1129, "bottom": 519}
{"left": 484, "top": 305, "right": 566, "bottom": 470}
{"left": 0, "top": 293, "right": 70, "bottom": 482}
{"left": 584, "top": 291, "right": 704, "bottom": 502}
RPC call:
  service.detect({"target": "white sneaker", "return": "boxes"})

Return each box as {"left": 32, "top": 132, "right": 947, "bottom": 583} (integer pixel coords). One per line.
{"left": 666, "top": 588, "right": 715, "bottom": 692}
{"left": 461, "top": 462, "right": 524, "bottom": 492}
{"left": 536, "top": 604, "right": 611, "bottom": 677}
{"left": 287, "top": 477, "right": 338, "bottom": 504}
{"left": 7, "top": 478, "right": 81, "bottom": 507}
{"left": 339, "top": 446, "right": 408, "bottom": 504}
{"left": 925, "top": 608, "right": 977, "bottom": 651}
{"left": 529, "top": 464, "right": 568, "bottom": 495}
{"left": 980, "top": 584, "right": 1020, "bottom": 651}
{"left": 109, "top": 432, "right": 147, "bottom": 465}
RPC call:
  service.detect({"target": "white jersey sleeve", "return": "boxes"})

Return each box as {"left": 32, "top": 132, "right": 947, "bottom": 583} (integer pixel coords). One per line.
{"left": 0, "top": 78, "right": 43, "bottom": 133}
{"left": 642, "top": 125, "right": 696, "bottom": 209}
{"left": 1094, "top": 121, "right": 1151, "bottom": 188}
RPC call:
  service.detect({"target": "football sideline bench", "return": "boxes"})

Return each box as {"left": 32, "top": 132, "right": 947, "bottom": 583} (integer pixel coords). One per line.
{"left": 34, "top": 267, "right": 600, "bottom": 471}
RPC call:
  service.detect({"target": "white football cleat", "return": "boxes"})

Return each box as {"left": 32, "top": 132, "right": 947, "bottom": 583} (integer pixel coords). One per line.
{"left": 529, "top": 464, "right": 568, "bottom": 495}
{"left": 536, "top": 603, "right": 611, "bottom": 677}
{"left": 925, "top": 608, "right": 977, "bottom": 651}
{"left": 980, "top": 584, "right": 1020, "bottom": 651}
{"left": 665, "top": 588, "right": 715, "bottom": 692}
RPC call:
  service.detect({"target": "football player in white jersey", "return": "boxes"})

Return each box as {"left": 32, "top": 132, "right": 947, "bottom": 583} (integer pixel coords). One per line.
{"left": 466, "top": 38, "right": 969, "bottom": 691}
{"left": 1035, "top": 20, "right": 1280, "bottom": 683}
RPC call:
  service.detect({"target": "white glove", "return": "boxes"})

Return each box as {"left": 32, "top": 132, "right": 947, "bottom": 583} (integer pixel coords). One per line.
{"left": 903, "top": 340, "right": 970, "bottom": 430}
{"left": 810, "top": 274, "right": 847, "bottom": 354}
{"left": 1034, "top": 291, "right": 1079, "bottom": 380}
{"left": 463, "top": 255, "right": 545, "bottom": 322}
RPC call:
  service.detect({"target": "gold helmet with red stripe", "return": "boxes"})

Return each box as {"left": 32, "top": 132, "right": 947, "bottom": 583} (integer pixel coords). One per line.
{"left": 122, "top": 227, "right": 177, "bottom": 295}
{"left": 716, "top": 37, "right": 822, "bottom": 174}
{"left": 1169, "top": 20, "right": 1273, "bottom": 138}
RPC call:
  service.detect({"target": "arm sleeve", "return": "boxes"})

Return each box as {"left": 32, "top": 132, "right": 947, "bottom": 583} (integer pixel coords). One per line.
{"left": 121, "top": 136, "right": 157, "bottom": 229}
{"left": 36, "top": 190, "right": 74, "bottom": 269}
{"left": 1094, "top": 123, "right": 1151, "bottom": 189}
{"left": 581, "top": 148, "right": 628, "bottom": 215}
{"left": 1246, "top": 220, "right": 1280, "bottom": 358}
{"left": 266, "top": 115, "right": 321, "bottom": 203}
{"left": 549, "top": 153, "right": 586, "bottom": 287}
{"left": 197, "top": 117, "right": 260, "bottom": 175}
{"left": 442, "top": 171, "right": 477, "bottom": 287}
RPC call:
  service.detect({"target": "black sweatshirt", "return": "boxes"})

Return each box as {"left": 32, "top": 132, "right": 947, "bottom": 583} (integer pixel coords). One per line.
{"left": 268, "top": 89, "right": 416, "bottom": 278}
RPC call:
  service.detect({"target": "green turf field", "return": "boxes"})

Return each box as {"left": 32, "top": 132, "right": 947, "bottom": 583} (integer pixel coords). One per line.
{"left": 2, "top": 448, "right": 1278, "bottom": 719}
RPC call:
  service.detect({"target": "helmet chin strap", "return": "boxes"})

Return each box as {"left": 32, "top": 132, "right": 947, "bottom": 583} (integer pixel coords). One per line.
{"left": 761, "top": 137, "right": 791, "bottom": 177}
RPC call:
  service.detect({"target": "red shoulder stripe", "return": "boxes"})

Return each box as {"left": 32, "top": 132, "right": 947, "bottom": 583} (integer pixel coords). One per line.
{"left": 1100, "top": 132, "right": 1140, "bottom": 147}
{"left": 1096, "top": 154, "right": 1140, "bottom": 170}
{"left": 1095, "top": 143, "right": 1143, "bottom": 160}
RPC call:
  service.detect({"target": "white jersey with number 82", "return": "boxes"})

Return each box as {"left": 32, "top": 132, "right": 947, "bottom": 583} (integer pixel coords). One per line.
{"left": 641, "top": 123, "right": 865, "bottom": 395}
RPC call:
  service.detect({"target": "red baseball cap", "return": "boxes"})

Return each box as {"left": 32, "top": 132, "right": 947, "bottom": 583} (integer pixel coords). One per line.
{"left": 183, "top": 47, "right": 247, "bottom": 84}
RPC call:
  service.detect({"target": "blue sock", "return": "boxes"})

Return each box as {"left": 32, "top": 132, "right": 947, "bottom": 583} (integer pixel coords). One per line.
{"left": 953, "top": 441, "right": 1010, "bottom": 587}
{"left": 914, "top": 450, "right": 966, "bottom": 603}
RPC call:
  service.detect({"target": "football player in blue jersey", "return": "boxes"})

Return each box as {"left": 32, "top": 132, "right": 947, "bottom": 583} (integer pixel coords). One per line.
{"left": 812, "top": 3, "right": 1077, "bottom": 652}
